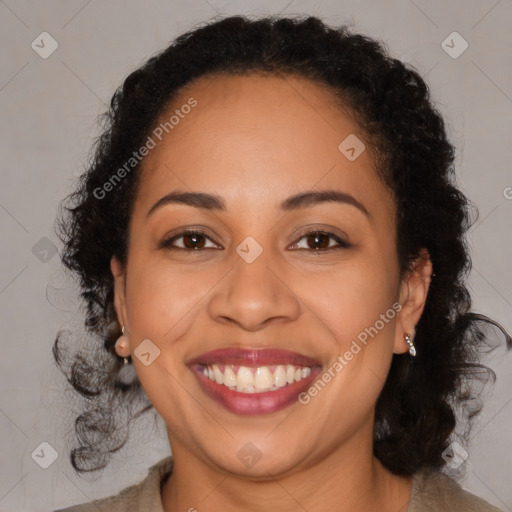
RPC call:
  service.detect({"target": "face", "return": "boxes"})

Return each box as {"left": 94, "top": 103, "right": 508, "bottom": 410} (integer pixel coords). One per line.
{"left": 111, "top": 72, "right": 432, "bottom": 477}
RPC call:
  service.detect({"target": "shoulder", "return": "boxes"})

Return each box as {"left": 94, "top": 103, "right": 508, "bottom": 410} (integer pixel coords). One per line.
{"left": 53, "top": 456, "right": 174, "bottom": 512}
{"left": 409, "top": 467, "right": 503, "bottom": 512}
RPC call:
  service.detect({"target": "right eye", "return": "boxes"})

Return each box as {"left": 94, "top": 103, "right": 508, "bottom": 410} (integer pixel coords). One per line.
{"left": 159, "top": 230, "right": 221, "bottom": 251}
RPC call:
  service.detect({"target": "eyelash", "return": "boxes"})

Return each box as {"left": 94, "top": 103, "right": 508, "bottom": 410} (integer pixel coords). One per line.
{"left": 159, "top": 229, "right": 351, "bottom": 252}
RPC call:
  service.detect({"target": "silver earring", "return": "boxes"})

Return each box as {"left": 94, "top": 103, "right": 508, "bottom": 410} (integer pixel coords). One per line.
{"left": 404, "top": 333, "right": 416, "bottom": 360}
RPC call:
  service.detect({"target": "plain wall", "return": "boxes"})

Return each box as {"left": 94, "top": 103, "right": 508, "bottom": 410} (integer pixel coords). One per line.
{"left": 0, "top": 0, "right": 511, "bottom": 510}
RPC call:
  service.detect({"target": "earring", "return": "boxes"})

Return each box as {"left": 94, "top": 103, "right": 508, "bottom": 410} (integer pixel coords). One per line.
{"left": 115, "top": 326, "right": 129, "bottom": 365}
{"left": 404, "top": 333, "right": 416, "bottom": 360}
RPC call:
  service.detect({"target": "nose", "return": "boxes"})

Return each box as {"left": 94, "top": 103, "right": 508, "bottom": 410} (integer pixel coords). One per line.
{"left": 207, "top": 248, "right": 301, "bottom": 331}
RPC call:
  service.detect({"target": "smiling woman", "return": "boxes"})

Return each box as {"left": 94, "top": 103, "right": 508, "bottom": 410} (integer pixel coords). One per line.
{"left": 52, "top": 14, "right": 510, "bottom": 512}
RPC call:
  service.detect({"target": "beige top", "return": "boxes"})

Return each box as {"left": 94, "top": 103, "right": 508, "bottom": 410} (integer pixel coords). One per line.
{"left": 54, "top": 456, "right": 503, "bottom": 511}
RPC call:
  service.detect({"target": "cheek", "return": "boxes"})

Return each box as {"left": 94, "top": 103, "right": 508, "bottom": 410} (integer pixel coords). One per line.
{"left": 121, "top": 259, "right": 210, "bottom": 428}
{"left": 124, "top": 256, "right": 219, "bottom": 341}
{"left": 301, "top": 268, "right": 398, "bottom": 426}
{"left": 298, "top": 260, "right": 399, "bottom": 405}
{"left": 291, "top": 261, "right": 398, "bottom": 346}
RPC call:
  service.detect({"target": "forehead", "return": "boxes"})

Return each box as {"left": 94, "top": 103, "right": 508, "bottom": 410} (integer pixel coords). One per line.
{"left": 135, "top": 72, "right": 392, "bottom": 217}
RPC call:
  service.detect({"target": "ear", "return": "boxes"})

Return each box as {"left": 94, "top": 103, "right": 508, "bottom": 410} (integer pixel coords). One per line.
{"left": 110, "top": 255, "right": 128, "bottom": 331}
{"left": 393, "top": 248, "right": 433, "bottom": 354}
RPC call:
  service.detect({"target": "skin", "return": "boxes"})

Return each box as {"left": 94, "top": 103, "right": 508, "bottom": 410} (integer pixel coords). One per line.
{"left": 111, "top": 72, "right": 433, "bottom": 512}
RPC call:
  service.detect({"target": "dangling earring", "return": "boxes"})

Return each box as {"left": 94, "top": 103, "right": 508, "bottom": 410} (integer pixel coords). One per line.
{"left": 115, "top": 326, "right": 129, "bottom": 365}
{"left": 404, "top": 333, "right": 416, "bottom": 360}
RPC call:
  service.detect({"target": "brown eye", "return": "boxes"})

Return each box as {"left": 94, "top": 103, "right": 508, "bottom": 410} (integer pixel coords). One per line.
{"left": 306, "top": 232, "right": 330, "bottom": 250}
{"left": 160, "top": 230, "right": 219, "bottom": 250}
{"left": 292, "top": 230, "right": 351, "bottom": 251}
{"left": 182, "top": 233, "right": 206, "bottom": 249}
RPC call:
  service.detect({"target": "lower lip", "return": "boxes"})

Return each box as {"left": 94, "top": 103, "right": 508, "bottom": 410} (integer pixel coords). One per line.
{"left": 190, "top": 365, "right": 322, "bottom": 415}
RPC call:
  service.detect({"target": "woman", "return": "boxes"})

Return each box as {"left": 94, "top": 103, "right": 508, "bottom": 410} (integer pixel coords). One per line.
{"left": 53, "top": 14, "right": 510, "bottom": 511}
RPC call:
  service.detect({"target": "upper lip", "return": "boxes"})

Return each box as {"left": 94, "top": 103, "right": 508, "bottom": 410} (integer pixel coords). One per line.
{"left": 187, "top": 348, "right": 322, "bottom": 367}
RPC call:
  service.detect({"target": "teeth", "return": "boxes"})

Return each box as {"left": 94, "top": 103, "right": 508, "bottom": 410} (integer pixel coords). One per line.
{"left": 301, "top": 367, "right": 311, "bottom": 378}
{"left": 213, "top": 364, "right": 223, "bottom": 385}
{"left": 286, "top": 364, "right": 295, "bottom": 384}
{"left": 254, "top": 367, "right": 273, "bottom": 389}
{"left": 237, "top": 366, "right": 254, "bottom": 388}
{"left": 201, "top": 363, "right": 313, "bottom": 393}
{"left": 223, "top": 366, "right": 237, "bottom": 388}
{"left": 273, "top": 365, "right": 287, "bottom": 387}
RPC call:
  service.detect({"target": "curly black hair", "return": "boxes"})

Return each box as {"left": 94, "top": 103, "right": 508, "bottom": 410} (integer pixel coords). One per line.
{"left": 53, "top": 14, "right": 511, "bottom": 476}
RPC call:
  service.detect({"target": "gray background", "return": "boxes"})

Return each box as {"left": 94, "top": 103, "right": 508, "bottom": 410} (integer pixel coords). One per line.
{"left": 1, "top": 1, "right": 511, "bottom": 511}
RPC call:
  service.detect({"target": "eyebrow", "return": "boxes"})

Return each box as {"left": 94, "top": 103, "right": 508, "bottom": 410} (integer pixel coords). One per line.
{"left": 146, "top": 189, "right": 370, "bottom": 219}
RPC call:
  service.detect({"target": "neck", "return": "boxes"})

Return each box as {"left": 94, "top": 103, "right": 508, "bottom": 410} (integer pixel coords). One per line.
{"left": 161, "top": 434, "right": 412, "bottom": 512}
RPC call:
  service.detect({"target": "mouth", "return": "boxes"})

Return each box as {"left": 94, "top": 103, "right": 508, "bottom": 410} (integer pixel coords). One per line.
{"left": 187, "top": 348, "right": 322, "bottom": 415}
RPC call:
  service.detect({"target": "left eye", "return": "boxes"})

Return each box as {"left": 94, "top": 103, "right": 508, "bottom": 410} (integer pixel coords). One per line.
{"left": 291, "top": 230, "right": 351, "bottom": 251}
